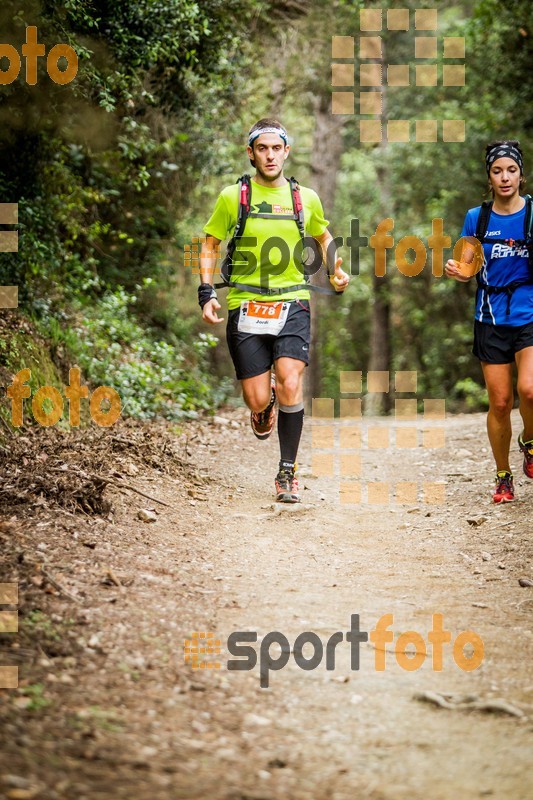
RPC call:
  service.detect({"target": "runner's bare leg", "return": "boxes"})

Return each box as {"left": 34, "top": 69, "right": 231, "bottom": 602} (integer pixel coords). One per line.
{"left": 274, "top": 357, "right": 305, "bottom": 407}
{"left": 515, "top": 346, "right": 533, "bottom": 441}
{"left": 481, "top": 362, "right": 514, "bottom": 472}
{"left": 241, "top": 371, "right": 273, "bottom": 413}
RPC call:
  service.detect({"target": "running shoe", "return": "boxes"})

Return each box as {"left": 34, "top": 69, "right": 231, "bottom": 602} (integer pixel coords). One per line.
{"left": 492, "top": 471, "right": 515, "bottom": 503}
{"left": 275, "top": 463, "right": 300, "bottom": 503}
{"left": 518, "top": 433, "right": 533, "bottom": 479}
{"left": 250, "top": 374, "right": 277, "bottom": 440}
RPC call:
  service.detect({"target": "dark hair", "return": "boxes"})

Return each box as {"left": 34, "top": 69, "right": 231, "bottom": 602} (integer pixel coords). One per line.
{"left": 485, "top": 138, "right": 521, "bottom": 154}
{"left": 485, "top": 139, "right": 526, "bottom": 196}
{"left": 247, "top": 118, "right": 287, "bottom": 167}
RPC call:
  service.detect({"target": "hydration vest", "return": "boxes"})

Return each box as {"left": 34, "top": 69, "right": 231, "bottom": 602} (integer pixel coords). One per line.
{"left": 474, "top": 194, "right": 533, "bottom": 315}
{"left": 214, "top": 174, "right": 337, "bottom": 295}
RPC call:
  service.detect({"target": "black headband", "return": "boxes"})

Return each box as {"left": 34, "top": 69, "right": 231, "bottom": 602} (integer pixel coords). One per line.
{"left": 486, "top": 144, "right": 523, "bottom": 174}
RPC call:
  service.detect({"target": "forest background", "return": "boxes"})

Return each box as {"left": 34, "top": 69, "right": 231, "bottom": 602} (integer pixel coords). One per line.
{"left": 0, "top": 0, "right": 532, "bottom": 426}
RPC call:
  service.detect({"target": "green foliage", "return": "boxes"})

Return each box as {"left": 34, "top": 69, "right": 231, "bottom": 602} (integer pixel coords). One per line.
{"left": 0, "top": 0, "right": 275, "bottom": 417}
{"left": 468, "top": 0, "right": 533, "bottom": 132}
{"left": 19, "top": 683, "right": 52, "bottom": 711}
{"left": 453, "top": 377, "right": 489, "bottom": 412}
{"left": 0, "top": 323, "right": 64, "bottom": 427}
{"left": 48, "top": 284, "right": 224, "bottom": 419}
{"left": 306, "top": 0, "right": 531, "bottom": 411}
{"left": 23, "top": 611, "right": 62, "bottom": 641}
{"left": 0, "top": 0, "right": 530, "bottom": 419}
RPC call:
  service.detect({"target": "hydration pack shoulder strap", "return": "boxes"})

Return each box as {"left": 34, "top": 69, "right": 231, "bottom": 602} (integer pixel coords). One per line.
{"left": 474, "top": 195, "right": 533, "bottom": 315}
{"left": 219, "top": 174, "right": 251, "bottom": 285}
{"left": 475, "top": 195, "right": 533, "bottom": 251}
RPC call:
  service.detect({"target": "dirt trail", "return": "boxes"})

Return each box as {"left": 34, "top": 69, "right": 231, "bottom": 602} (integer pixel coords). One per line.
{"left": 0, "top": 410, "right": 532, "bottom": 800}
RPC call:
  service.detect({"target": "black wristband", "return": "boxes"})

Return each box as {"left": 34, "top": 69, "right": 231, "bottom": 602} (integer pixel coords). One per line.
{"left": 198, "top": 283, "right": 218, "bottom": 309}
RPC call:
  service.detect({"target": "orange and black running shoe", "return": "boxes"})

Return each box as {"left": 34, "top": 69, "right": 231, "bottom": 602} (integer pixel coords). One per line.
{"left": 275, "top": 463, "right": 300, "bottom": 503}
{"left": 250, "top": 375, "right": 277, "bottom": 440}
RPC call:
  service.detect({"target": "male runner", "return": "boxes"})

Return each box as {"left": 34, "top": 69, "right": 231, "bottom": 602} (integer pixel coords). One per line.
{"left": 198, "top": 118, "right": 349, "bottom": 503}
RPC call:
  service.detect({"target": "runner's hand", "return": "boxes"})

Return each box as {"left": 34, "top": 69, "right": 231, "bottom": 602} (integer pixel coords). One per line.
{"left": 445, "top": 258, "right": 471, "bottom": 283}
{"left": 329, "top": 257, "right": 350, "bottom": 292}
{"left": 202, "top": 298, "right": 224, "bottom": 324}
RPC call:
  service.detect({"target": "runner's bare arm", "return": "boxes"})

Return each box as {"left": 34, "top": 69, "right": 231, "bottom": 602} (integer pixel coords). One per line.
{"left": 200, "top": 235, "right": 224, "bottom": 324}
{"left": 445, "top": 238, "right": 481, "bottom": 282}
{"left": 313, "top": 230, "right": 350, "bottom": 292}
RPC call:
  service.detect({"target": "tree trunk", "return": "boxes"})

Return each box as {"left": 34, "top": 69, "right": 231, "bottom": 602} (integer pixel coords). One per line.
{"left": 365, "top": 43, "right": 392, "bottom": 416}
{"left": 307, "top": 94, "right": 345, "bottom": 407}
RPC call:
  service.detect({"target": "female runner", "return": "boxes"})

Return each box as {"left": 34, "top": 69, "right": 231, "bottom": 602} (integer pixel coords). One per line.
{"left": 445, "top": 140, "right": 533, "bottom": 502}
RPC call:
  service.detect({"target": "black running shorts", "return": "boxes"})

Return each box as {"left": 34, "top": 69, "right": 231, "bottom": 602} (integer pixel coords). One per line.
{"left": 226, "top": 299, "right": 311, "bottom": 380}
{"left": 472, "top": 320, "right": 533, "bottom": 364}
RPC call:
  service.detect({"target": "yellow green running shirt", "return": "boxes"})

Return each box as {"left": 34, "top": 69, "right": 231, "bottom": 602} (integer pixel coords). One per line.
{"left": 203, "top": 178, "right": 329, "bottom": 311}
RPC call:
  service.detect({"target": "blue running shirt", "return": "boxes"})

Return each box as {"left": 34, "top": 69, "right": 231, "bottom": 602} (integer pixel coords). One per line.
{"left": 461, "top": 202, "right": 533, "bottom": 326}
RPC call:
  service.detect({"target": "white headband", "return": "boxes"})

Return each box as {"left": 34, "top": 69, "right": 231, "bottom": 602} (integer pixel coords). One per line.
{"left": 248, "top": 127, "right": 288, "bottom": 146}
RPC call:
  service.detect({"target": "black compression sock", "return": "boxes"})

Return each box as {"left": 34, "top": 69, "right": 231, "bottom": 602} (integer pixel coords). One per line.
{"left": 278, "top": 405, "right": 304, "bottom": 465}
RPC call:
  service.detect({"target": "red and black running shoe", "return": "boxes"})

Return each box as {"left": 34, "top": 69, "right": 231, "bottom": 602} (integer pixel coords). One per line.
{"left": 250, "top": 374, "right": 277, "bottom": 440}
{"left": 492, "top": 471, "right": 515, "bottom": 503}
{"left": 518, "top": 433, "right": 533, "bottom": 479}
{"left": 275, "top": 463, "right": 300, "bottom": 503}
